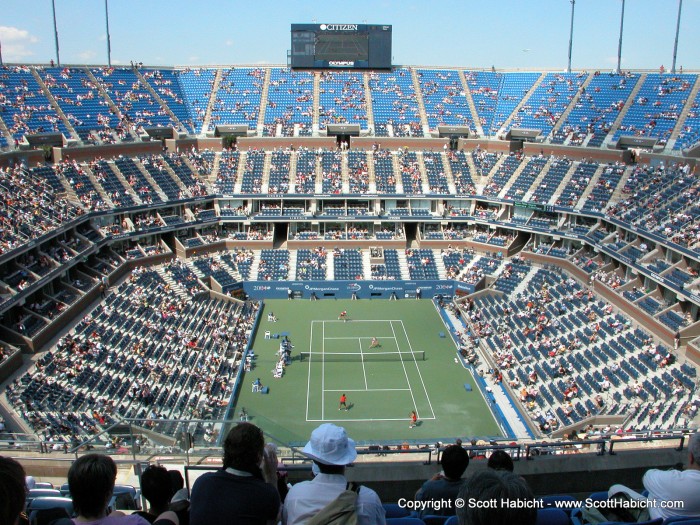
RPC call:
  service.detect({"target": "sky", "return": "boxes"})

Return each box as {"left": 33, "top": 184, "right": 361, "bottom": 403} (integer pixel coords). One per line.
{"left": 1, "top": 0, "right": 699, "bottom": 70}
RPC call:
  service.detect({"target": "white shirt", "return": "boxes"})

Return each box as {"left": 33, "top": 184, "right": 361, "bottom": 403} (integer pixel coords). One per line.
{"left": 643, "top": 467, "right": 700, "bottom": 520}
{"left": 283, "top": 473, "right": 386, "bottom": 525}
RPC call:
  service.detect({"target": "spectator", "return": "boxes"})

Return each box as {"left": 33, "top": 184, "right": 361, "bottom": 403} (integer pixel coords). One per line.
{"left": 136, "top": 465, "right": 188, "bottom": 525}
{"left": 167, "top": 470, "right": 189, "bottom": 507}
{"left": 68, "top": 453, "right": 178, "bottom": 524}
{"left": 283, "top": 423, "right": 386, "bottom": 525}
{"left": 415, "top": 444, "right": 470, "bottom": 517}
{"left": 189, "top": 423, "right": 280, "bottom": 525}
{"left": 0, "top": 456, "right": 27, "bottom": 525}
{"left": 487, "top": 450, "right": 514, "bottom": 472}
{"left": 609, "top": 431, "right": 700, "bottom": 521}
{"left": 456, "top": 470, "right": 537, "bottom": 525}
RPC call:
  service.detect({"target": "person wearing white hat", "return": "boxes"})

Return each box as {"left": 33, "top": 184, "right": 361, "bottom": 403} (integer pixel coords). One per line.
{"left": 282, "top": 424, "right": 386, "bottom": 525}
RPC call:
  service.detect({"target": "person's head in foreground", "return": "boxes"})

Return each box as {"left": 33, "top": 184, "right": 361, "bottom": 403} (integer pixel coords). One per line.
{"left": 0, "top": 456, "right": 26, "bottom": 525}
{"left": 68, "top": 453, "right": 118, "bottom": 520}
{"left": 223, "top": 421, "right": 267, "bottom": 477}
{"left": 441, "top": 444, "right": 470, "bottom": 479}
{"left": 303, "top": 423, "right": 357, "bottom": 473}
{"left": 141, "top": 464, "right": 175, "bottom": 515}
{"left": 457, "top": 470, "right": 537, "bottom": 525}
{"left": 487, "top": 449, "right": 514, "bottom": 472}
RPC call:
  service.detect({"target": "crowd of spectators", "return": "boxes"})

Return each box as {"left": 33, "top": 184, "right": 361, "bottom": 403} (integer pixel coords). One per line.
{"left": 7, "top": 265, "right": 259, "bottom": 446}
{"left": 0, "top": 163, "right": 80, "bottom": 254}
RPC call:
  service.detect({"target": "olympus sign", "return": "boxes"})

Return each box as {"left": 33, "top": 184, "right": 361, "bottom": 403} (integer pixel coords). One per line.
{"left": 319, "top": 24, "right": 359, "bottom": 31}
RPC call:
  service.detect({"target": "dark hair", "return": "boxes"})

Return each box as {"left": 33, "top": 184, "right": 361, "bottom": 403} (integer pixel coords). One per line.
{"left": 0, "top": 456, "right": 26, "bottom": 525}
{"left": 141, "top": 465, "right": 174, "bottom": 509}
{"left": 168, "top": 469, "right": 185, "bottom": 493}
{"left": 441, "top": 444, "right": 470, "bottom": 480}
{"left": 457, "top": 470, "right": 536, "bottom": 525}
{"left": 68, "top": 454, "right": 117, "bottom": 519}
{"left": 315, "top": 461, "right": 345, "bottom": 475}
{"left": 487, "top": 450, "right": 514, "bottom": 472}
{"left": 222, "top": 422, "right": 265, "bottom": 474}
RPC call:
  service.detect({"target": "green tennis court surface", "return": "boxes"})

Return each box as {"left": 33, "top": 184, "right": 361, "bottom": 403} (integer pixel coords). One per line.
{"left": 234, "top": 300, "right": 502, "bottom": 444}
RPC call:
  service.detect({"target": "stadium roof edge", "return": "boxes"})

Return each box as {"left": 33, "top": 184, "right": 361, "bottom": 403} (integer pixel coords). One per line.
{"left": 2, "top": 62, "right": 699, "bottom": 73}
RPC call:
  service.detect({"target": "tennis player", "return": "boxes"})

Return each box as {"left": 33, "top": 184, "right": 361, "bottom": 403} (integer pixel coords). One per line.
{"left": 339, "top": 393, "right": 348, "bottom": 411}
{"left": 409, "top": 410, "right": 418, "bottom": 428}
{"left": 338, "top": 310, "right": 348, "bottom": 322}
{"left": 369, "top": 337, "right": 381, "bottom": 349}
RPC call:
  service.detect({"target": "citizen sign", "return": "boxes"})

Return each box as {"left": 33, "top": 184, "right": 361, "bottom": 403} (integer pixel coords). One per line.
{"left": 319, "top": 24, "right": 358, "bottom": 31}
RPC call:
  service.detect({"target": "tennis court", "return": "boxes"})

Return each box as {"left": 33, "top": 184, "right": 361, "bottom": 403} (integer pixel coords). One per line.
{"left": 234, "top": 299, "right": 502, "bottom": 444}
{"left": 304, "top": 319, "right": 434, "bottom": 422}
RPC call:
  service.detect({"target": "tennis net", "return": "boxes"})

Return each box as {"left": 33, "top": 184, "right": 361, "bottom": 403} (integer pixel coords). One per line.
{"left": 299, "top": 350, "right": 425, "bottom": 362}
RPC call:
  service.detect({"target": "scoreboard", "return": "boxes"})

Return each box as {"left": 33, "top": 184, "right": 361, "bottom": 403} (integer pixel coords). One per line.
{"left": 290, "top": 24, "right": 392, "bottom": 70}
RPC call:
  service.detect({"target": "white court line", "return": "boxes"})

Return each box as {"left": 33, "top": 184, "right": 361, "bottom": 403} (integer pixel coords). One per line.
{"left": 324, "top": 336, "right": 395, "bottom": 340}
{"left": 399, "top": 320, "right": 436, "bottom": 419}
{"left": 311, "top": 319, "right": 407, "bottom": 323}
{"left": 308, "top": 416, "right": 437, "bottom": 422}
{"left": 324, "top": 388, "right": 411, "bottom": 392}
{"left": 359, "top": 339, "right": 368, "bottom": 390}
{"left": 390, "top": 320, "right": 419, "bottom": 418}
{"left": 322, "top": 320, "right": 326, "bottom": 420}
{"left": 306, "top": 319, "right": 313, "bottom": 421}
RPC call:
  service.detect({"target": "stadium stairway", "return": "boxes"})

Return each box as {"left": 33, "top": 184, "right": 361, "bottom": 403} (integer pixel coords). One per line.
{"left": 82, "top": 163, "right": 117, "bottom": 208}
{"left": 416, "top": 152, "right": 431, "bottom": 194}
{"left": 410, "top": 68, "right": 430, "bottom": 136}
{"left": 666, "top": 74, "right": 700, "bottom": 152}
{"left": 288, "top": 250, "right": 298, "bottom": 280}
{"left": 341, "top": 152, "right": 350, "bottom": 194}
{"left": 314, "top": 154, "right": 323, "bottom": 194}
{"left": 602, "top": 73, "right": 646, "bottom": 148}
{"left": 256, "top": 68, "right": 272, "bottom": 136}
{"left": 480, "top": 153, "right": 506, "bottom": 182}
{"left": 84, "top": 68, "right": 139, "bottom": 141}
{"left": 523, "top": 157, "right": 554, "bottom": 202}
{"left": 547, "top": 161, "right": 579, "bottom": 206}
{"left": 250, "top": 251, "right": 262, "bottom": 280}
{"left": 312, "top": 72, "right": 321, "bottom": 134}
{"left": 31, "top": 68, "right": 79, "bottom": 141}
{"left": 573, "top": 164, "right": 605, "bottom": 211}
{"left": 609, "top": 165, "right": 634, "bottom": 204}
{"left": 440, "top": 152, "right": 458, "bottom": 195}
{"left": 548, "top": 72, "right": 595, "bottom": 143}
{"left": 108, "top": 160, "right": 144, "bottom": 205}
{"left": 434, "top": 250, "right": 448, "bottom": 280}
{"left": 458, "top": 70, "right": 485, "bottom": 137}
{"left": 326, "top": 250, "right": 335, "bottom": 280}
{"left": 0, "top": 114, "right": 15, "bottom": 145}
{"left": 287, "top": 152, "right": 298, "bottom": 192}
{"left": 495, "top": 72, "right": 547, "bottom": 137}
{"left": 364, "top": 151, "right": 377, "bottom": 194}
{"left": 510, "top": 265, "right": 540, "bottom": 297}
{"left": 260, "top": 152, "right": 272, "bottom": 194}
{"left": 201, "top": 69, "right": 223, "bottom": 134}
{"left": 396, "top": 250, "right": 410, "bottom": 280}
{"left": 233, "top": 152, "right": 247, "bottom": 194}
{"left": 134, "top": 159, "right": 169, "bottom": 202}
{"left": 497, "top": 158, "right": 529, "bottom": 200}
{"left": 134, "top": 69, "right": 186, "bottom": 133}
{"left": 391, "top": 153, "right": 405, "bottom": 193}
{"left": 362, "top": 250, "right": 373, "bottom": 280}
{"left": 156, "top": 267, "right": 192, "bottom": 300}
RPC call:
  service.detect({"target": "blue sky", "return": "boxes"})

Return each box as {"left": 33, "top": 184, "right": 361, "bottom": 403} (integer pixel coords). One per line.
{"left": 1, "top": 0, "right": 698, "bottom": 70}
